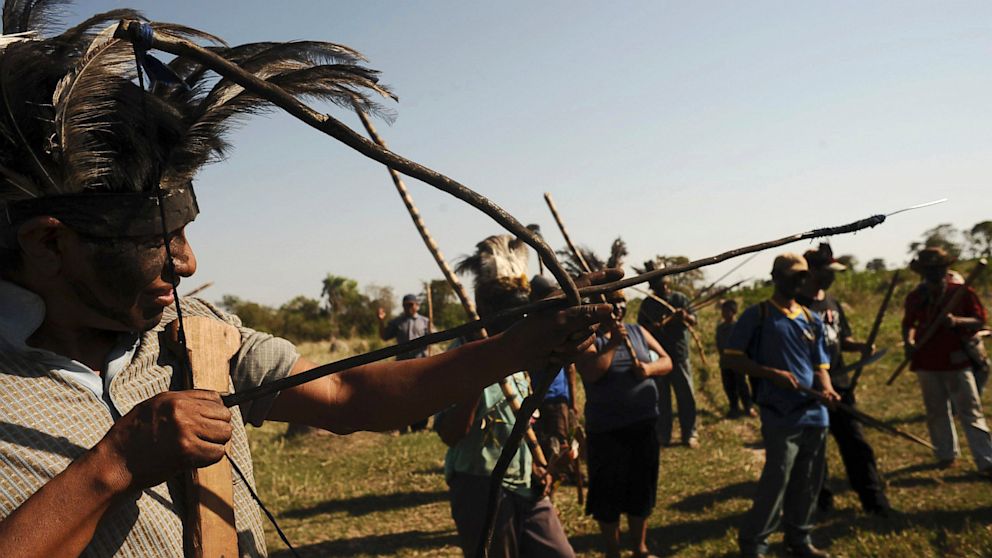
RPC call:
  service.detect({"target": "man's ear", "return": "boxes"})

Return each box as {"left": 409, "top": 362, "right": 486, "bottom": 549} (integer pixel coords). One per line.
{"left": 16, "top": 216, "right": 70, "bottom": 277}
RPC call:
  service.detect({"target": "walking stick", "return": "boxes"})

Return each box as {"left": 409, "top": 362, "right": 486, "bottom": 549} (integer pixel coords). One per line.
{"left": 354, "top": 107, "right": 549, "bottom": 469}
{"left": 886, "top": 259, "right": 988, "bottom": 386}
{"left": 849, "top": 271, "right": 900, "bottom": 391}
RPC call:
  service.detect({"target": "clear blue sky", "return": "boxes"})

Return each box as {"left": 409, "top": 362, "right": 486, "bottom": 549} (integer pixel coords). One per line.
{"left": 77, "top": 1, "right": 992, "bottom": 305}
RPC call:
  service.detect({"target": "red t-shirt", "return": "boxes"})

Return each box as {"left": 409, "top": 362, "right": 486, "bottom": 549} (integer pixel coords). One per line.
{"left": 902, "top": 283, "right": 987, "bottom": 371}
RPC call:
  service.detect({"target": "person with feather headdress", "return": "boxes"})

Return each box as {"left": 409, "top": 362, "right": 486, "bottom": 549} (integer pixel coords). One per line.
{"left": 435, "top": 235, "right": 578, "bottom": 558}
{"left": 573, "top": 238, "right": 672, "bottom": 558}
{"left": 0, "top": 5, "right": 614, "bottom": 556}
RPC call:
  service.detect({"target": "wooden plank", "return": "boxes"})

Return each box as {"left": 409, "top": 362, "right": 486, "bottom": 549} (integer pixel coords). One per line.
{"left": 169, "top": 317, "right": 242, "bottom": 558}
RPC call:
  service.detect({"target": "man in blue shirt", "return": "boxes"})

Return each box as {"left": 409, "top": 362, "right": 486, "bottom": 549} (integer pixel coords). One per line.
{"left": 724, "top": 253, "right": 841, "bottom": 558}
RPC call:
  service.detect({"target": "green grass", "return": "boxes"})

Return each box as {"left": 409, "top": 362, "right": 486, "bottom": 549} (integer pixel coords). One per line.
{"left": 249, "top": 268, "right": 992, "bottom": 557}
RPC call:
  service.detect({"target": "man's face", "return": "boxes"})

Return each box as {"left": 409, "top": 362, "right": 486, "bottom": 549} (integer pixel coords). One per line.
{"left": 811, "top": 267, "right": 836, "bottom": 290}
{"left": 923, "top": 265, "right": 948, "bottom": 288}
{"left": 651, "top": 279, "right": 670, "bottom": 297}
{"left": 772, "top": 270, "right": 808, "bottom": 300}
{"left": 721, "top": 305, "right": 737, "bottom": 322}
{"left": 61, "top": 226, "right": 197, "bottom": 332}
{"left": 403, "top": 301, "right": 419, "bottom": 316}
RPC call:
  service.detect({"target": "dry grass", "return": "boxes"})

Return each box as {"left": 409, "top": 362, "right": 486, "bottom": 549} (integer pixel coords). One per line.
{"left": 250, "top": 272, "right": 992, "bottom": 557}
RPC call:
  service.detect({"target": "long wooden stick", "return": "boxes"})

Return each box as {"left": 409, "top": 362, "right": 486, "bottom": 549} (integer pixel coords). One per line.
{"left": 542, "top": 192, "right": 641, "bottom": 364}
{"left": 886, "top": 259, "right": 987, "bottom": 386}
{"left": 355, "top": 108, "right": 548, "bottom": 468}
{"left": 795, "top": 385, "right": 934, "bottom": 451}
{"left": 849, "top": 271, "right": 900, "bottom": 391}
{"left": 114, "top": 20, "right": 581, "bottom": 307}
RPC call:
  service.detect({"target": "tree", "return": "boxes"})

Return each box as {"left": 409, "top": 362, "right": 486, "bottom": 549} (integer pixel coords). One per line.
{"left": 424, "top": 279, "right": 469, "bottom": 330}
{"left": 321, "top": 274, "right": 378, "bottom": 337}
{"left": 836, "top": 254, "right": 858, "bottom": 271}
{"left": 965, "top": 220, "right": 992, "bottom": 258}
{"left": 865, "top": 258, "right": 886, "bottom": 272}
{"left": 908, "top": 223, "right": 962, "bottom": 259}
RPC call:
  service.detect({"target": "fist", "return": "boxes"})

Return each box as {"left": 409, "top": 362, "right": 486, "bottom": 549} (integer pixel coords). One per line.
{"left": 101, "top": 390, "right": 233, "bottom": 490}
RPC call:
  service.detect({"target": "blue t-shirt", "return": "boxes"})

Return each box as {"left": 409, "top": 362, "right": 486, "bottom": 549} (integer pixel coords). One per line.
{"left": 584, "top": 325, "right": 660, "bottom": 433}
{"left": 726, "top": 301, "right": 830, "bottom": 428}
{"left": 532, "top": 367, "right": 570, "bottom": 402}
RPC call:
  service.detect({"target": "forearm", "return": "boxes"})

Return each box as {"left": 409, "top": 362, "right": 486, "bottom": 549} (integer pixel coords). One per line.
{"left": 643, "top": 354, "right": 673, "bottom": 377}
{"left": 435, "top": 394, "right": 483, "bottom": 446}
{"left": 270, "top": 334, "right": 526, "bottom": 433}
{"left": 723, "top": 353, "right": 784, "bottom": 381}
{"left": 815, "top": 367, "right": 834, "bottom": 392}
{"left": 575, "top": 344, "right": 616, "bottom": 384}
{"left": 0, "top": 442, "right": 131, "bottom": 558}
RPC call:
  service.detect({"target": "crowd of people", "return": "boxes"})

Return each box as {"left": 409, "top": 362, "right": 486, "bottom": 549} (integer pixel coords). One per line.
{"left": 422, "top": 240, "right": 989, "bottom": 558}
{"left": 0, "top": 4, "right": 988, "bottom": 558}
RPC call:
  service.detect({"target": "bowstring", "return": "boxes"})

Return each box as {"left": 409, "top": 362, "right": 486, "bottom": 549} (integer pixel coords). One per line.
{"left": 128, "top": 22, "right": 299, "bottom": 556}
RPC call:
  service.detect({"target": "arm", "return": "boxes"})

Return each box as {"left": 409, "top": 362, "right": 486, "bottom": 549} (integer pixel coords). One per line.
{"left": 0, "top": 391, "right": 232, "bottom": 558}
{"left": 636, "top": 326, "right": 673, "bottom": 378}
{"left": 434, "top": 392, "right": 484, "bottom": 447}
{"left": 574, "top": 333, "right": 618, "bottom": 385}
{"left": 267, "top": 303, "right": 614, "bottom": 434}
{"left": 377, "top": 309, "right": 393, "bottom": 341}
{"left": 723, "top": 352, "right": 799, "bottom": 390}
{"left": 814, "top": 365, "right": 841, "bottom": 404}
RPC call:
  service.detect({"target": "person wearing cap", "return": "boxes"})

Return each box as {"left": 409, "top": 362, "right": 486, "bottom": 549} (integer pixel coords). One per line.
{"left": 576, "top": 289, "right": 672, "bottom": 558}
{"left": 902, "top": 247, "right": 992, "bottom": 475}
{"left": 378, "top": 294, "right": 433, "bottom": 431}
{"left": 797, "top": 244, "right": 893, "bottom": 517}
{"left": 0, "top": 7, "right": 617, "bottom": 556}
{"left": 723, "top": 253, "right": 840, "bottom": 558}
{"left": 636, "top": 267, "right": 700, "bottom": 448}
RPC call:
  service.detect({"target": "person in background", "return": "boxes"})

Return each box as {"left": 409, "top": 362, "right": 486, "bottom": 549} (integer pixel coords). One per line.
{"left": 576, "top": 289, "right": 672, "bottom": 558}
{"left": 902, "top": 247, "right": 992, "bottom": 477}
{"left": 798, "top": 244, "right": 893, "bottom": 517}
{"left": 716, "top": 299, "right": 755, "bottom": 419}
{"left": 724, "top": 253, "right": 840, "bottom": 558}
{"left": 637, "top": 268, "right": 700, "bottom": 448}
{"left": 379, "top": 294, "right": 433, "bottom": 431}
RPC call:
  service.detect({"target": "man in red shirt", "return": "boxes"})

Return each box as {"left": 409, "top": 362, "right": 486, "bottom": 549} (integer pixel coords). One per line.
{"left": 902, "top": 247, "right": 992, "bottom": 476}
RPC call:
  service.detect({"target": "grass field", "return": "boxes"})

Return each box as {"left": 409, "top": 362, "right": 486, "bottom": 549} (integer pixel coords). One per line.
{"left": 248, "top": 269, "right": 992, "bottom": 557}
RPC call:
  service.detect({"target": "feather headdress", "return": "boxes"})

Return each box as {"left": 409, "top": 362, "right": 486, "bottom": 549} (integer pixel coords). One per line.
{"left": 455, "top": 234, "right": 531, "bottom": 318}
{"left": 0, "top": 0, "right": 395, "bottom": 241}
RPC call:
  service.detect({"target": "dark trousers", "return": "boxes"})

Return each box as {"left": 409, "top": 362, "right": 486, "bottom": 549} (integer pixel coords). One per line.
{"left": 657, "top": 358, "right": 697, "bottom": 443}
{"left": 448, "top": 473, "right": 575, "bottom": 558}
{"left": 535, "top": 399, "right": 572, "bottom": 462}
{"left": 821, "top": 389, "right": 889, "bottom": 511}
{"left": 720, "top": 368, "right": 753, "bottom": 413}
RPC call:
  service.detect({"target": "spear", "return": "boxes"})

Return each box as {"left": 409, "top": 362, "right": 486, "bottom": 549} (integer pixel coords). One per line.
{"left": 886, "top": 259, "right": 988, "bottom": 386}
{"left": 222, "top": 211, "right": 898, "bottom": 408}
{"left": 848, "top": 270, "right": 900, "bottom": 391}
{"left": 692, "top": 252, "right": 760, "bottom": 303}
{"left": 353, "top": 107, "right": 549, "bottom": 470}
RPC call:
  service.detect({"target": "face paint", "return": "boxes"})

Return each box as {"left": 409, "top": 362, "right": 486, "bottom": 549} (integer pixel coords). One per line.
{"left": 70, "top": 228, "right": 195, "bottom": 331}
